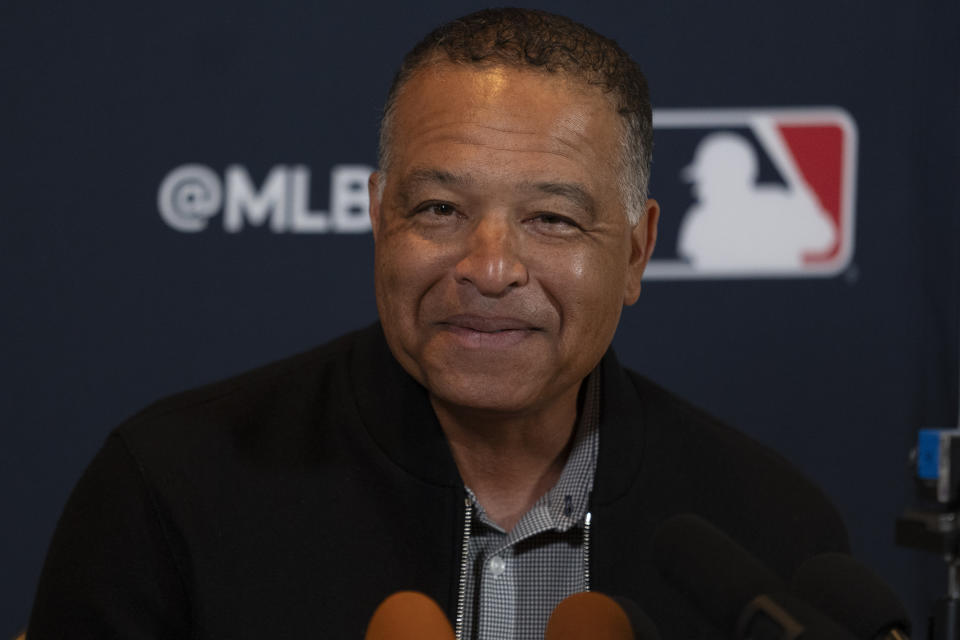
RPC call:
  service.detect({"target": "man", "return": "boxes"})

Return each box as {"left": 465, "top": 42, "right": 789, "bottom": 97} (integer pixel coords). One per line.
{"left": 29, "top": 8, "right": 848, "bottom": 639}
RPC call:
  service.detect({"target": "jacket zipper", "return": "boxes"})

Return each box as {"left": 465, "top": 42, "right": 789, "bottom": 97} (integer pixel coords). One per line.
{"left": 455, "top": 497, "right": 473, "bottom": 640}
{"left": 582, "top": 511, "right": 592, "bottom": 592}
{"left": 453, "top": 499, "right": 593, "bottom": 640}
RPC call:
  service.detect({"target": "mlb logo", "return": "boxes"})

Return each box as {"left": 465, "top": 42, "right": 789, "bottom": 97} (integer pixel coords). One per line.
{"left": 645, "top": 108, "right": 857, "bottom": 279}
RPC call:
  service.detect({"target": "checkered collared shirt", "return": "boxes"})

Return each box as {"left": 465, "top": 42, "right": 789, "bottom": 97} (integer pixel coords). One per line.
{"left": 458, "top": 370, "right": 600, "bottom": 640}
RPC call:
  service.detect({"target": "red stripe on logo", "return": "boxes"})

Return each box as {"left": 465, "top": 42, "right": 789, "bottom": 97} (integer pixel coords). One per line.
{"left": 778, "top": 124, "right": 845, "bottom": 263}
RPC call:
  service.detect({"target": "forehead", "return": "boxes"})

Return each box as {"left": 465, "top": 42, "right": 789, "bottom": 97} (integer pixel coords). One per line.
{"left": 386, "top": 63, "right": 623, "bottom": 191}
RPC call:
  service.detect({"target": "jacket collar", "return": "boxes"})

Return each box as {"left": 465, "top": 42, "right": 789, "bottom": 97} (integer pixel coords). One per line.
{"left": 350, "top": 323, "right": 462, "bottom": 487}
{"left": 592, "top": 346, "right": 648, "bottom": 506}
{"left": 349, "top": 323, "right": 646, "bottom": 501}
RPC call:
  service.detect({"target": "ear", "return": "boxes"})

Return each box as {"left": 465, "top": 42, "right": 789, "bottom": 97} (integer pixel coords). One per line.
{"left": 623, "top": 198, "right": 660, "bottom": 306}
{"left": 368, "top": 171, "right": 383, "bottom": 241}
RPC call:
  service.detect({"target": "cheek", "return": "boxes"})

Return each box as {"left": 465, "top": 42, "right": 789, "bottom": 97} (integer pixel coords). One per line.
{"left": 376, "top": 234, "right": 454, "bottom": 315}
{"left": 537, "top": 247, "right": 626, "bottom": 336}
{"left": 546, "top": 248, "right": 623, "bottom": 302}
{"left": 568, "top": 252, "right": 587, "bottom": 280}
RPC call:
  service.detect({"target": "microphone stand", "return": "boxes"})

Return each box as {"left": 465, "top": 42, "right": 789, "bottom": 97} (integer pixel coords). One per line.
{"left": 896, "top": 506, "right": 960, "bottom": 639}
{"left": 896, "top": 280, "right": 960, "bottom": 640}
{"left": 933, "top": 555, "right": 960, "bottom": 640}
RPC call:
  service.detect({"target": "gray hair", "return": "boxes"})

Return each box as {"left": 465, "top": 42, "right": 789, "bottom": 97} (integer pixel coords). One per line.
{"left": 377, "top": 8, "right": 653, "bottom": 225}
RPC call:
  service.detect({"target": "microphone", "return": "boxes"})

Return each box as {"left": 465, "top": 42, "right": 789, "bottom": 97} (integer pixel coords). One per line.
{"left": 652, "top": 513, "right": 785, "bottom": 633}
{"left": 612, "top": 596, "right": 662, "bottom": 640}
{"left": 652, "top": 514, "right": 858, "bottom": 640}
{"left": 364, "top": 591, "right": 456, "bottom": 640}
{"left": 545, "top": 592, "right": 659, "bottom": 639}
{"left": 791, "top": 552, "right": 911, "bottom": 640}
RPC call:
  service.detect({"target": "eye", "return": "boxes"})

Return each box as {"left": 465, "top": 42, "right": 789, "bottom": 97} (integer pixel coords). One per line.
{"left": 415, "top": 202, "right": 458, "bottom": 217}
{"left": 537, "top": 213, "right": 576, "bottom": 226}
{"left": 530, "top": 212, "right": 582, "bottom": 233}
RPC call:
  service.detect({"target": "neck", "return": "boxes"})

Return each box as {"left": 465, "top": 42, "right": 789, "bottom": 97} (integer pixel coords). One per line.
{"left": 431, "top": 384, "right": 581, "bottom": 532}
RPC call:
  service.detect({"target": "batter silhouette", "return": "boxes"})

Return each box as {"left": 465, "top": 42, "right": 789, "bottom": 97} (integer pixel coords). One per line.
{"left": 677, "top": 132, "right": 835, "bottom": 270}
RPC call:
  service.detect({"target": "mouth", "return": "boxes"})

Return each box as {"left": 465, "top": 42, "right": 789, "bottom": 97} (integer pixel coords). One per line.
{"left": 438, "top": 315, "right": 542, "bottom": 347}
{"left": 440, "top": 314, "right": 540, "bottom": 333}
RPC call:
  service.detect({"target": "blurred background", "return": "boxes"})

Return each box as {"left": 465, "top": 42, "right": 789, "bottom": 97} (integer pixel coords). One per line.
{"left": 2, "top": 1, "right": 958, "bottom": 636}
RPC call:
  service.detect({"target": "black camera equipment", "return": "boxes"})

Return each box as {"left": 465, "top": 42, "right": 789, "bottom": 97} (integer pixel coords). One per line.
{"left": 896, "top": 428, "right": 960, "bottom": 640}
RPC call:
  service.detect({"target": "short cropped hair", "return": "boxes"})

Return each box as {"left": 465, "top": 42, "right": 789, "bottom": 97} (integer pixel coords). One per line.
{"left": 378, "top": 7, "right": 653, "bottom": 224}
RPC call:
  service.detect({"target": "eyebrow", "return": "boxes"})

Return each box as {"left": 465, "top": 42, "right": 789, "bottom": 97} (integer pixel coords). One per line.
{"left": 525, "top": 181, "right": 596, "bottom": 218}
{"left": 393, "top": 168, "right": 472, "bottom": 208}
{"left": 403, "top": 168, "right": 473, "bottom": 189}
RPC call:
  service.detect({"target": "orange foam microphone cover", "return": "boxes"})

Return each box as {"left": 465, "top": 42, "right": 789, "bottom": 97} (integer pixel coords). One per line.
{"left": 364, "top": 591, "right": 456, "bottom": 640}
{"left": 545, "top": 592, "right": 635, "bottom": 640}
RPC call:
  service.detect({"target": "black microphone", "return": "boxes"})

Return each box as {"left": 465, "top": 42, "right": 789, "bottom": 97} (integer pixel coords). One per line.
{"left": 545, "top": 592, "right": 660, "bottom": 640}
{"left": 791, "top": 552, "right": 911, "bottom": 640}
{"left": 740, "top": 591, "right": 863, "bottom": 640}
{"left": 652, "top": 513, "right": 858, "bottom": 640}
{"left": 612, "top": 596, "right": 662, "bottom": 640}
{"left": 653, "top": 513, "right": 785, "bottom": 632}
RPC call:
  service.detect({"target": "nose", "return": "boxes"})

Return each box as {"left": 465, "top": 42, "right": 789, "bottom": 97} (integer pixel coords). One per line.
{"left": 454, "top": 215, "right": 529, "bottom": 296}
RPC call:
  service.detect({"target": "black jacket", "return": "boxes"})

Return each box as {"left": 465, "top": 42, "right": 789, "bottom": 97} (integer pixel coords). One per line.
{"left": 29, "top": 323, "right": 849, "bottom": 639}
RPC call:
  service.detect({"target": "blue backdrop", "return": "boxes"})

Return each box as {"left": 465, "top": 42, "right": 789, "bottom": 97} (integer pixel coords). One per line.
{"left": 3, "top": 1, "right": 959, "bottom": 636}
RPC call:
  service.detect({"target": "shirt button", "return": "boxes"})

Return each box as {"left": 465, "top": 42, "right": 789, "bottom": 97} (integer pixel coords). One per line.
{"left": 488, "top": 555, "right": 506, "bottom": 577}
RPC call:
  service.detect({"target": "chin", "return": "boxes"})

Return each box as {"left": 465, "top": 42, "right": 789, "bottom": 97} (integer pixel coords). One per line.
{"left": 425, "top": 371, "right": 548, "bottom": 415}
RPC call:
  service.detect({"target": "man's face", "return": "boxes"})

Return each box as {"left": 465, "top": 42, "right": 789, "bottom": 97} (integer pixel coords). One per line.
{"left": 370, "top": 64, "right": 658, "bottom": 415}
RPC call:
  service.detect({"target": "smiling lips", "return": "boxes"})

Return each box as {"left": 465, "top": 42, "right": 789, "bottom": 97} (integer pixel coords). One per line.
{"left": 439, "top": 314, "right": 541, "bottom": 348}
